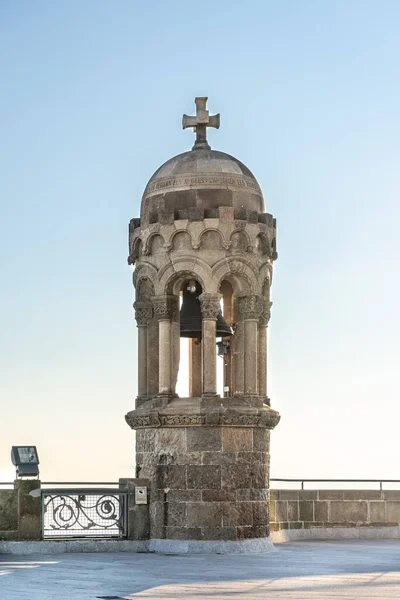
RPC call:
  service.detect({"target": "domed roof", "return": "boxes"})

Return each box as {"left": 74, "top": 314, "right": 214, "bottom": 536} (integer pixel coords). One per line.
{"left": 141, "top": 149, "right": 264, "bottom": 218}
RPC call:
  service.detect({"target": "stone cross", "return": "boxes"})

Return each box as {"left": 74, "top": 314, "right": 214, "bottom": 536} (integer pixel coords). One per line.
{"left": 182, "top": 97, "right": 220, "bottom": 150}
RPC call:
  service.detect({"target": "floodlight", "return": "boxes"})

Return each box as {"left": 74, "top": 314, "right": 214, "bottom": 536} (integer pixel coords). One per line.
{"left": 11, "top": 446, "right": 39, "bottom": 478}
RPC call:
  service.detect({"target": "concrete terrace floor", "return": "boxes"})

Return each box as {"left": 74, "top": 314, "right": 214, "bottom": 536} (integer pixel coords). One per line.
{"left": 1, "top": 540, "right": 400, "bottom": 599}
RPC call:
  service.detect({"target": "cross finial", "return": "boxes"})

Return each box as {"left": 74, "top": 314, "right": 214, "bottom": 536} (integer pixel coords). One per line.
{"left": 182, "top": 97, "right": 220, "bottom": 150}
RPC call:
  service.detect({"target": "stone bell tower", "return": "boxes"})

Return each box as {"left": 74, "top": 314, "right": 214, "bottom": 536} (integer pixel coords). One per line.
{"left": 125, "top": 97, "right": 280, "bottom": 552}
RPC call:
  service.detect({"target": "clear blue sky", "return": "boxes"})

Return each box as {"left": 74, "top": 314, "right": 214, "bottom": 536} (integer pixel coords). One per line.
{"left": 1, "top": 1, "right": 399, "bottom": 482}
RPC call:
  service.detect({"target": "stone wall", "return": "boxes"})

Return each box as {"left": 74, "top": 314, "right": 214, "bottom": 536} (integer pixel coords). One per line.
{"left": 0, "top": 481, "right": 41, "bottom": 540}
{"left": 270, "top": 489, "right": 400, "bottom": 541}
{"left": 0, "top": 489, "right": 18, "bottom": 540}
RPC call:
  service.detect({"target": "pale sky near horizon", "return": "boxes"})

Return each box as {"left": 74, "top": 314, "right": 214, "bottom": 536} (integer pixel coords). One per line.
{"left": 1, "top": 1, "right": 399, "bottom": 483}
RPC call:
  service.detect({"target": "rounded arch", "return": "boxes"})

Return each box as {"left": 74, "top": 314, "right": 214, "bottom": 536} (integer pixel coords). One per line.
{"left": 229, "top": 229, "right": 251, "bottom": 251}
{"left": 136, "top": 276, "right": 155, "bottom": 301}
{"left": 144, "top": 231, "right": 168, "bottom": 255}
{"left": 199, "top": 228, "right": 225, "bottom": 250}
{"left": 212, "top": 256, "right": 262, "bottom": 295}
{"left": 170, "top": 230, "right": 193, "bottom": 252}
{"left": 255, "top": 233, "right": 271, "bottom": 256}
{"left": 133, "top": 262, "right": 158, "bottom": 289}
{"left": 131, "top": 238, "right": 143, "bottom": 261}
{"left": 156, "top": 256, "right": 213, "bottom": 295}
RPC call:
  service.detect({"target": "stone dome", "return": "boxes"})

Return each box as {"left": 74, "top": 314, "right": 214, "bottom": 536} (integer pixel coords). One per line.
{"left": 140, "top": 149, "right": 265, "bottom": 219}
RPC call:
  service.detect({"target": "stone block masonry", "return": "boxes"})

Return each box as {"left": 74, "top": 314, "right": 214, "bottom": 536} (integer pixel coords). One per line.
{"left": 270, "top": 489, "right": 400, "bottom": 540}
{"left": 136, "top": 426, "right": 272, "bottom": 542}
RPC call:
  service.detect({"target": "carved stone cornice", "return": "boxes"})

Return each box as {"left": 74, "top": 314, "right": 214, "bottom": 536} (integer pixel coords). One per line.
{"left": 133, "top": 302, "right": 153, "bottom": 326}
{"left": 259, "top": 301, "right": 273, "bottom": 327}
{"left": 199, "top": 293, "right": 221, "bottom": 320}
{"left": 152, "top": 295, "right": 178, "bottom": 321}
{"left": 238, "top": 295, "right": 264, "bottom": 320}
{"left": 125, "top": 405, "right": 280, "bottom": 430}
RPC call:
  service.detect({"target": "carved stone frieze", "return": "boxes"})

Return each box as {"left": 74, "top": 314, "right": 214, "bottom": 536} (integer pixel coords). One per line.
{"left": 152, "top": 296, "right": 178, "bottom": 320}
{"left": 238, "top": 295, "right": 264, "bottom": 320}
{"left": 199, "top": 293, "right": 221, "bottom": 320}
{"left": 125, "top": 406, "right": 280, "bottom": 430}
{"left": 159, "top": 414, "right": 206, "bottom": 427}
{"left": 259, "top": 301, "right": 273, "bottom": 327}
{"left": 134, "top": 302, "right": 153, "bottom": 326}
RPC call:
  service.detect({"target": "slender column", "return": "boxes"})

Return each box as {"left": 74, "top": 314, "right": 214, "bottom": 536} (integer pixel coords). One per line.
{"left": 153, "top": 295, "right": 177, "bottom": 396}
{"left": 199, "top": 293, "right": 221, "bottom": 396}
{"left": 189, "top": 339, "right": 202, "bottom": 397}
{"left": 231, "top": 299, "right": 244, "bottom": 396}
{"left": 147, "top": 316, "right": 159, "bottom": 396}
{"left": 134, "top": 302, "right": 153, "bottom": 399}
{"left": 258, "top": 302, "right": 272, "bottom": 398}
{"left": 221, "top": 281, "right": 233, "bottom": 396}
{"left": 239, "top": 295, "right": 264, "bottom": 396}
{"left": 171, "top": 296, "right": 180, "bottom": 395}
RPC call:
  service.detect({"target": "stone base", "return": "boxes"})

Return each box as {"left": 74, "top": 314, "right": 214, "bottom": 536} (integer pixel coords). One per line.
{"left": 148, "top": 536, "right": 275, "bottom": 554}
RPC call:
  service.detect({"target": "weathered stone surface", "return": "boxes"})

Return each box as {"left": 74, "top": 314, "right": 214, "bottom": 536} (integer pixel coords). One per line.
{"left": 201, "top": 526, "right": 237, "bottom": 540}
{"left": 343, "top": 490, "right": 382, "bottom": 501}
{"left": 187, "top": 503, "right": 222, "bottom": 528}
{"left": 369, "top": 501, "right": 386, "bottom": 522}
{"left": 222, "top": 428, "right": 252, "bottom": 452}
{"left": 222, "top": 464, "right": 252, "bottom": 489}
{"left": 187, "top": 465, "right": 221, "bottom": 490}
{"left": 253, "top": 428, "right": 270, "bottom": 452}
{"left": 319, "top": 490, "right": 344, "bottom": 500}
{"left": 314, "top": 501, "right": 329, "bottom": 522}
{"left": 222, "top": 502, "right": 253, "bottom": 526}
{"left": 287, "top": 501, "right": 299, "bottom": 522}
{"left": 237, "top": 525, "right": 268, "bottom": 539}
{"left": 237, "top": 488, "right": 269, "bottom": 501}
{"left": 187, "top": 428, "right": 221, "bottom": 452}
{"left": 155, "top": 428, "right": 187, "bottom": 456}
{"left": 275, "top": 501, "right": 288, "bottom": 521}
{"left": 166, "top": 502, "right": 187, "bottom": 527}
{"left": 202, "top": 489, "right": 236, "bottom": 502}
{"left": 387, "top": 502, "right": 400, "bottom": 523}
{"left": 253, "top": 502, "right": 269, "bottom": 525}
{"left": 15, "top": 480, "right": 41, "bottom": 541}
{"left": 330, "top": 501, "right": 368, "bottom": 523}
{"left": 299, "top": 501, "right": 314, "bottom": 522}
{"left": 202, "top": 452, "right": 236, "bottom": 465}
{"left": 136, "top": 429, "right": 156, "bottom": 453}
{"left": 0, "top": 491, "right": 18, "bottom": 531}
{"left": 278, "top": 490, "right": 299, "bottom": 501}
{"left": 156, "top": 465, "right": 187, "bottom": 490}
{"left": 165, "top": 527, "right": 201, "bottom": 540}
{"left": 167, "top": 490, "right": 202, "bottom": 503}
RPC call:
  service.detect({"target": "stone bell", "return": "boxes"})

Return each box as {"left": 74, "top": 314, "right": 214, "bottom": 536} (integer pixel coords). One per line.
{"left": 180, "top": 280, "right": 233, "bottom": 339}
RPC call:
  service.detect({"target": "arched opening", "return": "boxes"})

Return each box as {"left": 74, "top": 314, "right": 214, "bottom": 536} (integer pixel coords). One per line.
{"left": 176, "top": 278, "right": 203, "bottom": 398}
{"left": 218, "top": 280, "right": 234, "bottom": 397}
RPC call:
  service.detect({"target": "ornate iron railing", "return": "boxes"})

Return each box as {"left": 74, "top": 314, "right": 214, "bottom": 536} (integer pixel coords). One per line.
{"left": 41, "top": 488, "right": 127, "bottom": 538}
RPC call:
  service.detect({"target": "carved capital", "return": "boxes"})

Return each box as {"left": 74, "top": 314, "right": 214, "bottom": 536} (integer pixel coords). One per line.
{"left": 152, "top": 295, "right": 177, "bottom": 320}
{"left": 259, "top": 301, "right": 273, "bottom": 327}
{"left": 133, "top": 301, "right": 153, "bottom": 326}
{"left": 238, "top": 295, "right": 264, "bottom": 320}
{"left": 199, "top": 293, "right": 221, "bottom": 320}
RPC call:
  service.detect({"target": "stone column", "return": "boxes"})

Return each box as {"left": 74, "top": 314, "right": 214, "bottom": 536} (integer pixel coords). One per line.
{"left": 199, "top": 293, "right": 221, "bottom": 396}
{"left": 134, "top": 302, "right": 153, "bottom": 403}
{"left": 189, "top": 338, "right": 202, "bottom": 397}
{"left": 231, "top": 298, "right": 244, "bottom": 396}
{"left": 171, "top": 296, "right": 180, "bottom": 395}
{"left": 258, "top": 302, "right": 272, "bottom": 399}
{"left": 239, "top": 295, "right": 264, "bottom": 396}
{"left": 153, "top": 295, "right": 176, "bottom": 396}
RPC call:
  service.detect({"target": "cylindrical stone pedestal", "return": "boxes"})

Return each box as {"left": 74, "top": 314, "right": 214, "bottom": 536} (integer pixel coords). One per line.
{"left": 127, "top": 399, "right": 280, "bottom": 552}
